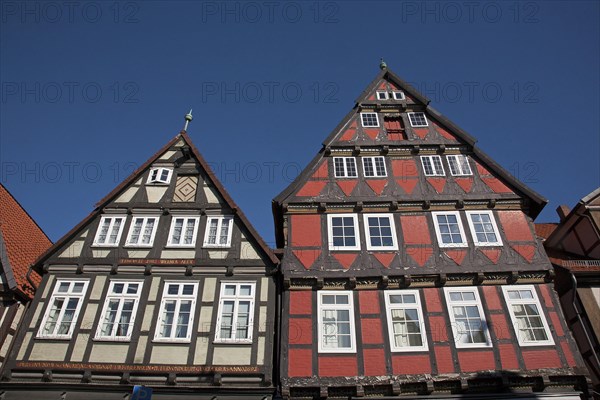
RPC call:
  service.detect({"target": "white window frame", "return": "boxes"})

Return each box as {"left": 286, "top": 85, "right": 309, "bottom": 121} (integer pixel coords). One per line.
{"left": 360, "top": 112, "right": 380, "bottom": 127}
{"left": 93, "top": 215, "right": 126, "bottom": 247}
{"left": 333, "top": 157, "right": 358, "bottom": 178}
{"left": 384, "top": 290, "right": 428, "bottom": 352}
{"left": 420, "top": 155, "right": 445, "bottom": 176}
{"left": 203, "top": 215, "right": 234, "bottom": 248}
{"left": 443, "top": 287, "right": 492, "bottom": 348}
{"left": 432, "top": 211, "right": 468, "bottom": 248}
{"left": 465, "top": 211, "right": 503, "bottom": 247}
{"left": 95, "top": 280, "right": 143, "bottom": 341}
{"left": 408, "top": 112, "right": 428, "bottom": 127}
{"left": 37, "top": 280, "right": 89, "bottom": 339}
{"left": 147, "top": 167, "right": 173, "bottom": 184}
{"left": 392, "top": 91, "right": 405, "bottom": 100}
{"left": 376, "top": 91, "right": 389, "bottom": 100}
{"left": 167, "top": 216, "right": 200, "bottom": 247}
{"left": 502, "top": 285, "right": 554, "bottom": 347}
{"left": 318, "top": 290, "right": 356, "bottom": 353}
{"left": 154, "top": 282, "right": 198, "bottom": 342}
{"left": 362, "top": 156, "right": 387, "bottom": 178}
{"left": 125, "top": 215, "right": 160, "bottom": 247}
{"left": 214, "top": 282, "right": 256, "bottom": 343}
{"left": 327, "top": 214, "right": 360, "bottom": 251}
{"left": 446, "top": 155, "right": 473, "bottom": 176}
{"left": 363, "top": 213, "right": 398, "bottom": 251}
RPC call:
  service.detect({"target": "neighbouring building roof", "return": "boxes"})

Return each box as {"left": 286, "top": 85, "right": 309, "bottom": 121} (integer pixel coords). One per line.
{"left": 0, "top": 184, "right": 51, "bottom": 298}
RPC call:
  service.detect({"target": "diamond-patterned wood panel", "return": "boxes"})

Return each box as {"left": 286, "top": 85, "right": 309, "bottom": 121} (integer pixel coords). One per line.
{"left": 173, "top": 176, "right": 198, "bottom": 202}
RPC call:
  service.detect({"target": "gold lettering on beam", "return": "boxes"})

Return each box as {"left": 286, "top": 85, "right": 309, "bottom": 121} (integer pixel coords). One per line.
{"left": 15, "top": 361, "right": 260, "bottom": 374}
{"left": 118, "top": 259, "right": 195, "bottom": 266}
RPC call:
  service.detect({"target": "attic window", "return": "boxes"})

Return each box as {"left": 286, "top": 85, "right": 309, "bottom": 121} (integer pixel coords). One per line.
{"left": 148, "top": 167, "right": 173, "bottom": 184}
{"left": 376, "top": 91, "right": 389, "bottom": 100}
{"left": 408, "top": 112, "right": 428, "bottom": 127}
{"left": 392, "top": 91, "right": 405, "bottom": 100}
{"left": 360, "top": 112, "right": 379, "bottom": 127}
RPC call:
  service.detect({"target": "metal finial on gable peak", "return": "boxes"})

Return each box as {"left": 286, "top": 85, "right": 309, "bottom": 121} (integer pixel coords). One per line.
{"left": 183, "top": 109, "right": 193, "bottom": 131}
{"left": 379, "top": 58, "right": 387, "bottom": 70}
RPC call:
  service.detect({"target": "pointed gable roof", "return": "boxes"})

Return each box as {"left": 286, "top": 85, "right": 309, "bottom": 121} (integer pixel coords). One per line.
{"left": 0, "top": 184, "right": 51, "bottom": 298}
{"left": 33, "top": 130, "right": 278, "bottom": 271}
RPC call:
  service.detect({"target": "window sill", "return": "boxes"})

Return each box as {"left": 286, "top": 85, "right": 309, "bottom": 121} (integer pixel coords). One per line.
{"left": 152, "top": 339, "right": 192, "bottom": 344}
{"left": 93, "top": 337, "right": 132, "bottom": 342}
{"left": 213, "top": 340, "right": 253, "bottom": 345}
{"left": 203, "top": 245, "right": 232, "bottom": 249}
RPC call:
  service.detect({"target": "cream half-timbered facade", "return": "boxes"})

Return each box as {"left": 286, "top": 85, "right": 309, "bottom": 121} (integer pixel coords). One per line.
{"left": 272, "top": 65, "right": 591, "bottom": 398}
{"left": 2, "top": 131, "right": 279, "bottom": 399}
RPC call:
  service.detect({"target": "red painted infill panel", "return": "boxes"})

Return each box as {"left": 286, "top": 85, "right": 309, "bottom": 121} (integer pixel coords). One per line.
{"left": 359, "top": 290, "right": 380, "bottom": 314}
{"left": 361, "top": 318, "right": 384, "bottom": 344}
{"left": 290, "top": 291, "right": 312, "bottom": 315}
{"left": 364, "top": 128, "right": 379, "bottom": 140}
{"left": 549, "top": 312, "right": 564, "bottom": 337}
{"left": 392, "top": 354, "right": 432, "bottom": 375}
{"left": 429, "top": 315, "right": 449, "bottom": 342}
{"left": 288, "top": 348, "right": 313, "bottom": 377}
{"left": 319, "top": 356, "right": 358, "bottom": 377}
{"left": 455, "top": 177, "right": 473, "bottom": 193}
{"left": 366, "top": 179, "right": 387, "bottom": 195}
{"left": 480, "top": 248, "right": 501, "bottom": 264}
{"left": 539, "top": 284, "right": 554, "bottom": 309}
{"left": 482, "top": 286, "right": 503, "bottom": 310}
{"left": 489, "top": 314, "right": 511, "bottom": 340}
{"left": 434, "top": 345, "right": 455, "bottom": 373}
{"left": 481, "top": 177, "right": 514, "bottom": 194}
{"left": 498, "top": 211, "right": 534, "bottom": 242}
{"left": 445, "top": 249, "right": 466, "bottom": 265}
{"left": 289, "top": 318, "right": 312, "bottom": 345}
{"left": 458, "top": 350, "right": 495, "bottom": 372}
{"left": 510, "top": 244, "right": 535, "bottom": 263}
{"left": 337, "top": 180, "right": 357, "bottom": 196}
{"left": 373, "top": 252, "right": 395, "bottom": 268}
{"left": 290, "top": 215, "right": 322, "bottom": 247}
{"left": 392, "top": 159, "right": 418, "bottom": 177}
{"left": 476, "top": 162, "right": 492, "bottom": 176}
{"left": 407, "top": 246, "right": 433, "bottom": 267}
{"left": 332, "top": 253, "right": 357, "bottom": 269}
{"left": 561, "top": 341, "right": 577, "bottom": 367}
{"left": 423, "top": 288, "right": 443, "bottom": 313}
{"left": 396, "top": 178, "right": 418, "bottom": 194}
{"left": 522, "top": 349, "right": 562, "bottom": 370}
{"left": 434, "top": 124, "right": 459, "bottom": 141}
{"left": 413, "top": 128, "right": 429, "bottom": 139}
{"left": 401, "top": 215, "right": 431, "bottom": 245}
{"left": 296, "top": 181, "right": 326, "bottom": 197}
{"left": 426, "top": 177, "right": 446, "bottom": 193}
{"left": 311, "top": 161, "right": 328, "bottom": 180}
{"left": 363, "top": 348, "right": 387, "bottom": 376}
{"left": 498, "top": 343, "right": 520, "bottom": 370}
{"left": 293, "top": 249, "right": 321, "bottom": 269}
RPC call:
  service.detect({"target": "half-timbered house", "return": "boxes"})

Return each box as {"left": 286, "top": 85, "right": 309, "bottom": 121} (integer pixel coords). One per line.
{"left": 1, "top": 121, "right": 279, "bottom": 399}
{"left": 272, "top": 63, "right": 590, "bottom": 398}
{"left": 0, "top": 184, "right": 51, "bottom": 369}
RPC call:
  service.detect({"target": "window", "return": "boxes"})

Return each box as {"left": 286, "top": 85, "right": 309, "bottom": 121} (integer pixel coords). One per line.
{"left": 167, "top": 216, "right": 200, "bottom": 247}
{"left": 38, "top": 280, "right": 88, "bottom": 339}
{"left": 95, "top": 281, "right": 143, "bottom": 340}
{"left": 420, "top": 155, "right": 445, "bottom": 176}
{"left": 333, "top": 157, "right": 358, "bottom": 178}
{"left": 203, "top": 216, "right": 233, "bottom": 248}
{"left": 447, "top": 155, "right": 472, "bottom": 176}
{"left": 155, "top": 282, "right": 198, "bottom": 341}
{"left": 125, "top": 215, "right": 159, "bottom": 247}
{"left": 318, "top": 291, "right": 356, "bottom": 353}
{"left": 361, "top": 112, "right": 379, "bottom": 127}
{"left": 363, "top": 214, "right": 398, "bottom": 250}
{"left": 376, "top": 91, "right": 389, "bottom": 100}
{"left": 362, "top": 156, "right": 387, "bottom": 177}
{"left": 93, "top": 215, "right": 126, "bottom": 246}
{"left": 502, "top": 285, "right": 554, "bottom": 346}
{"left": 466, "top": 211, "right": 502, "bottom": 246}
{"left": 392, "top": 91, "right": 405, "bottom": 100}
{"left": 432, "top": 211, "right": 467, "bottom": 247}
{"left": 384, "top": 290, "right": 428, "bottom": 351}
{"left": 444, "top": 287, "right": 491, "bottom": 348}
{"left": 408, "top": 112, "right": 428, "bottom": 127}
{"left": 215, "top": 282, "right": 255, "bottom": 343}
{"left": 327, "top": 214, "right": 360, "bottom": 251}
{"left": 148, "top": 167, "right": 173, "bottom": 184}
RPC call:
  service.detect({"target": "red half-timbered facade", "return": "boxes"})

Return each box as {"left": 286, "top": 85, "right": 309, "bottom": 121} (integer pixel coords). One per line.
{"left": 273, "top": 65, "right": 590, "bottom": 398}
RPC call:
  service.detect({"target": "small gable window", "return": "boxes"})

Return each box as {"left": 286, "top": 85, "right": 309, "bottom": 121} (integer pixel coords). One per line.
{"left": 447, "top": 155, "right": 472, "bottom": 176}
{"left": 376, "top": 91, "right": 389, "bottom": 100}
{"left": 420, "top": 155, "right": 445, "bottom": 176}
{"left": 392, "top": 91, "right": 405, "bottom": 100}
{"left": 203, "top": 215, "right": 234, "bottom": 248}
{"left": 408, "top": 112, "right": 428, "bottom": 127}
{"left": 333, "top": 157, "right": 358, "bottom": 178}
{"left": 360, "top": 112, "right": 379, "bottom": 128}
{"left": 148, "top": 167, "right": 173, "bottom": 184}
{"left": 362, "top": 156, "right": 387, "bottom": 178}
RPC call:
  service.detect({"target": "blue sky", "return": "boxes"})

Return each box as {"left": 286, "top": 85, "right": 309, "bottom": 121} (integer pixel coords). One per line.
{"left": 1, "top": 0, "right": 599, "bottom": 246}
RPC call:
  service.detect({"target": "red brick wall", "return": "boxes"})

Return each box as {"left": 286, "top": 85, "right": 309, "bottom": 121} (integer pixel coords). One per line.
{"left": 457, "top": 350, "right": 495, "bottom": 372}
{"left": 319, "top": 356, "right": 358, "bottom": 377}
{"left": 363, "top": 348, "right": 387, "bottom": 376}
{"left": 289, "top": 318, "right": 312, "bottom": 345}
{"left": 358, "top": 290, "right": 380, "bottom": 314}
{"left": 392, "top": 354, "right": 431, "bottom": 375}
{"left": 290, "top": 291, "right": 312, "bottom": 315}
{"left": 522, "top": 349, "right": 561, "bottom": 370}
{"left": 288, "top": 348, "right": 312, "bottom": 377}
{"left": 290, "top": 215, "right": 322, "bottom": 247}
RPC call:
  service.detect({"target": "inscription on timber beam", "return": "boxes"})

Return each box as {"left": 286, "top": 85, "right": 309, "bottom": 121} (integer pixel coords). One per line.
{"left": 15, "top": 362, "right": 259, "bottom": 374}
{"left": 119, "top": 259, "right": 195, "bottom": 265}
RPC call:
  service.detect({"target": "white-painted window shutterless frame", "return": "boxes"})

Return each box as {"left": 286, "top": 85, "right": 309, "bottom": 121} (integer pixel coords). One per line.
{"left": 93, "top": 215, "right": 127, "bottom": 247}
{"left": 318, "top": 291, "right": 356, "bottom": 353}
{"left": 327, "top": 214, "right": 360, "bottom": 251}
{"left": 444, "top": 287, "right": 492, "bottom": 348}
{"left": 38, "top": 280, "right": 89, "bottom": 339}
{"left": 95, "top": 280, "right": 143, "bottom": 341}
{"left": 384, "top": 290, "right": 428, "bottom": 351}
{"left": 154, "top": 282, "right": 198, "bottom": 342}
{"left": 214, "top": 282, "right": 256, "bottom": 343}
{"left": 502, "top": 285, "right": 554, "bottom": 346}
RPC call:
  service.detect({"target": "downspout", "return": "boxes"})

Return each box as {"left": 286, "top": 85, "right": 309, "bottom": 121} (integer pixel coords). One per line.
{"left": 25, "top": 265, "right": 38, "bottom": 292}
{"left": 273, "top": 261, "right": 283, "bottom": 399}
{"left": 570, "top": 273, "right": 600, "bottom": 395}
